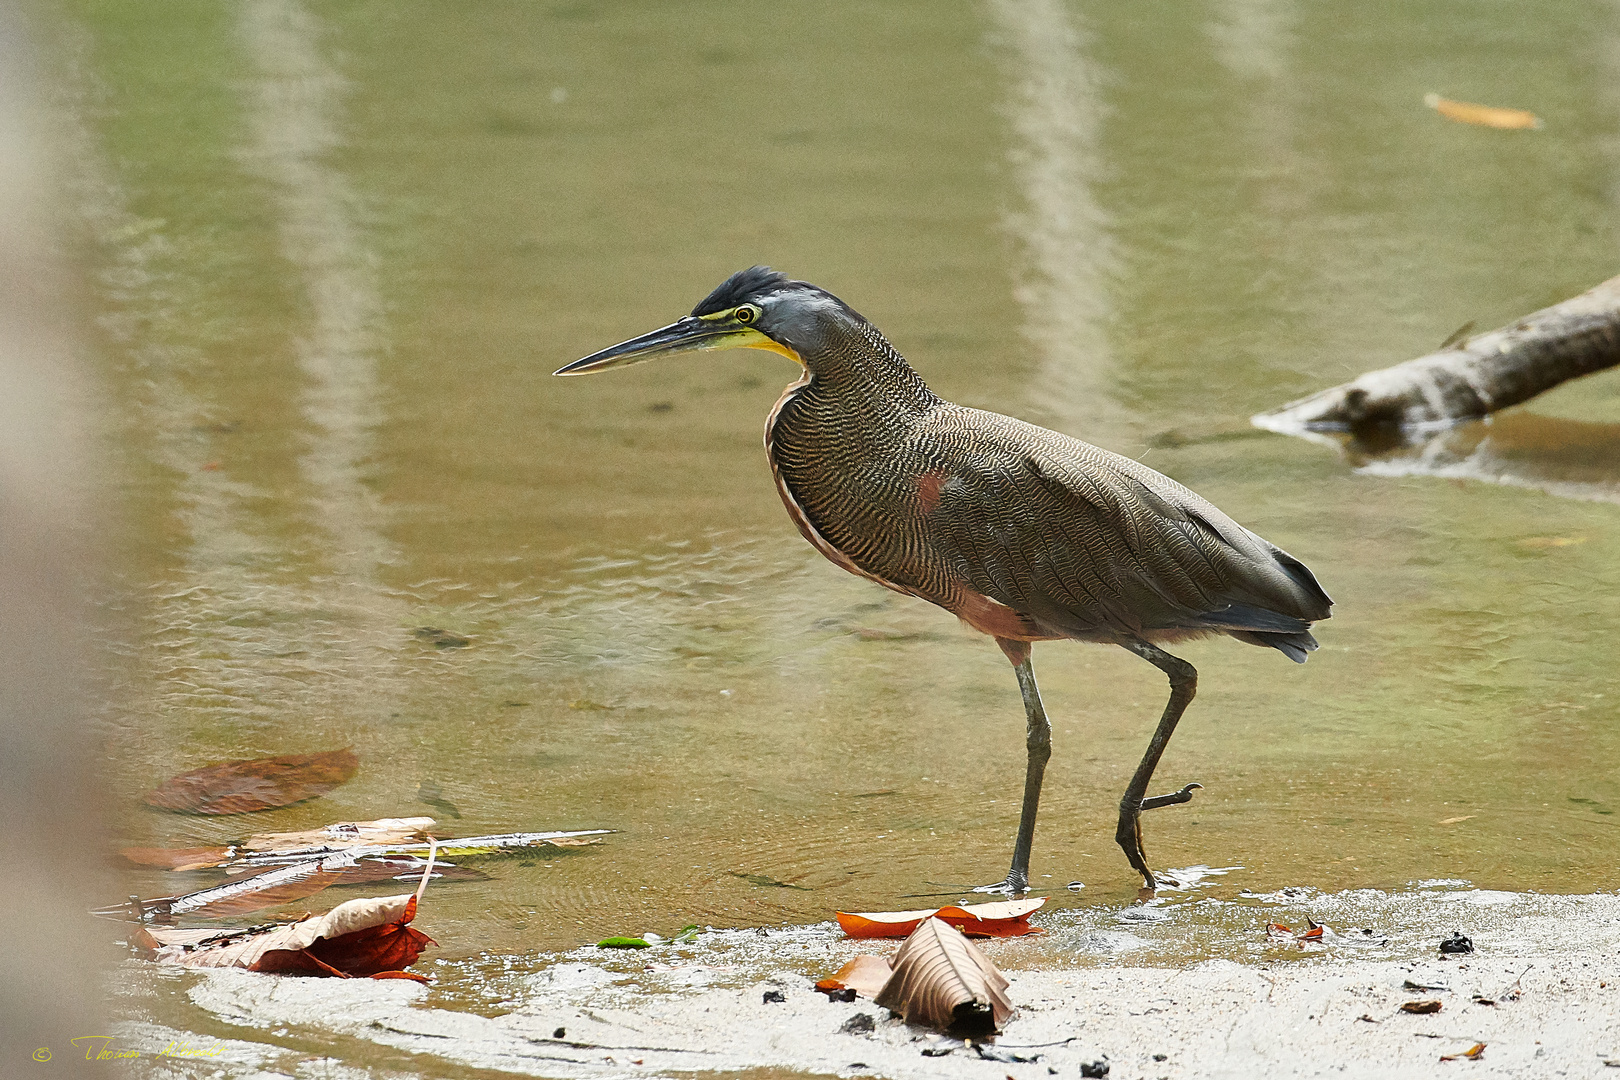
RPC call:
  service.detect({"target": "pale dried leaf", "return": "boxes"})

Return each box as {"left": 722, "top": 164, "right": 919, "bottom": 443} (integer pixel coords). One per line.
{"left": 873, "top": 917, "right": 1012, "bottom": 1035}
{"left": 245, "top": 817, "right": 437, "bottom": 852}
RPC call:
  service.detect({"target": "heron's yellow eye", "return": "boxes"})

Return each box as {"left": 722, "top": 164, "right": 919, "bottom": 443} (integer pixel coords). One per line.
{"left": 734, "top": 304, "right": 759, "bottom": 324}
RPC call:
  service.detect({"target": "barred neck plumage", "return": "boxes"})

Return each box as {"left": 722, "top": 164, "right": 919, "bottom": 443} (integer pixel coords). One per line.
{"left": 789, "top": 316, "right": 941, "bottom": 419}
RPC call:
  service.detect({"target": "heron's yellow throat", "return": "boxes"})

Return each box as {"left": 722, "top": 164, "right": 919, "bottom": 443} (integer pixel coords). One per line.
{"left": 698, "top": 307, "right": 803, "bottom": 366}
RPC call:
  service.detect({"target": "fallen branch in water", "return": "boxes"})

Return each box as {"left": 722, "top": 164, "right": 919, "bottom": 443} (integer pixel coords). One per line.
{"left": 1254, "top": 274, "right": 1620, "bottom": 435}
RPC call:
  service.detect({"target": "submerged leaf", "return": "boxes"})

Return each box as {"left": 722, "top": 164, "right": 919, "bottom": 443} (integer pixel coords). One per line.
{"left": 142, "top": 749, "right": 359, "bottom": 815}
{"left": 120, "top": 846, "right": 236, "bottom": 871}
{"left": 837, "top": 898, "right": 1044, "bottom": 939}
{"left": 873, "top": 918, "right": 1012, "bottom": 1036}
{"left": 1425, "top": 93, "right": 1541, "bottom": 130}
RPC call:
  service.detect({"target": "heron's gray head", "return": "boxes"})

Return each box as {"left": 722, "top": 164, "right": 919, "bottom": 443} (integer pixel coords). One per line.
{"left": 555, "top": 266, "right": 866, "bottom": 375}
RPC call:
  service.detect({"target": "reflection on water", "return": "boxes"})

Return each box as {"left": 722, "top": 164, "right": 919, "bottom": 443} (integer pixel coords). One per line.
{"left": 53, "top": 0, "right": 1620, "bottom": 1008}
{"left": 1341, "top": 412, "right": 1620, "bottom": 505}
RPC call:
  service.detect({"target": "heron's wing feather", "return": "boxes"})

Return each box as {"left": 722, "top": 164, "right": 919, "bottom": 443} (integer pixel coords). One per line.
{"left": 924, "top": 411, "right": 1329, "bottom": 641}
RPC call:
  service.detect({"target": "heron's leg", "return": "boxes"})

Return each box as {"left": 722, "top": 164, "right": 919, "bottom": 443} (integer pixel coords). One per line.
{"left": 1115, "top": 640, "right": 1198, "bottom": 892}
{"left": 973, "top": 639, "right": 1051, "bottom": 895}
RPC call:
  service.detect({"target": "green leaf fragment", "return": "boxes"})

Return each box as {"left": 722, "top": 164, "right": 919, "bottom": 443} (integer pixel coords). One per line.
{"left": 596, "top": 936, "right": 651, "bottom": 949}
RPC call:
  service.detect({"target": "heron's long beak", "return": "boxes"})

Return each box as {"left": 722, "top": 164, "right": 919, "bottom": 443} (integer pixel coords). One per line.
{"left": 556, "top": 314, "right": 787, "bottom": 375}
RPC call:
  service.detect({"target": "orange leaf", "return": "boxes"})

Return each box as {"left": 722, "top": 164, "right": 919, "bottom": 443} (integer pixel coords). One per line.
{"left": 1440, "top": 1043, "right": 1486, "bottom": 1061}
{"left": 815, "top": 954, "right": 893, "bottom": 998}
{"left": 836, "top": 898, "right": 1044, "bottom": 939}
{"left": 1425, "top": 93, "right": 1541, "bottom": 130}
{"left": 143, "top": 749, "right": 359, "bottom": 815}
{"left": 371, "top": 970, "right": 431, "bottom": 983}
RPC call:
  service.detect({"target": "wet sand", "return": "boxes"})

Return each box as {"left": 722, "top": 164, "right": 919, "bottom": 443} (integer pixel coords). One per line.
{"left": 112, "top": 887, "right": 1620, "bottom": 1079}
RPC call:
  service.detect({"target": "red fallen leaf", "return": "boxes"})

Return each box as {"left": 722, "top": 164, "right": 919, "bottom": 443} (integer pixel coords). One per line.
{"left": 814, "top": 954, "right": 893, "bottom": 998}
{"left": 836, "top": 898, "right": 1044, "bottom": 939}
{"left": 143, "top": 749, "right": 359, "bottom": 815}
{"left": 1265, "top": 922, "right": 1293, "bottom": 937}
{"left": 371, "top": 970, "right": 430, "bottom": 982}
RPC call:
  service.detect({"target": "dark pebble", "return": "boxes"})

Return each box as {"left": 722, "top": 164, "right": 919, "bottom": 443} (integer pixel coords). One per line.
{"left": 1081, "top": 1061, "right": 1111, "bottom": 1078}
{"left": 840, "top": 1013, "right": 876, "bottom": 1035}
{"left": 1440, "top": 931, "right": 1475, "bottom": 955}
{"left": 763, "top": 990, "right": 787, "bottom": 1004}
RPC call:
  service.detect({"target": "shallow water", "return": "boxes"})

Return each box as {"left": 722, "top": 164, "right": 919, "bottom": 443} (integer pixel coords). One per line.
{"left": 53, "top": 0, "right": 1620, "bottom": 1004}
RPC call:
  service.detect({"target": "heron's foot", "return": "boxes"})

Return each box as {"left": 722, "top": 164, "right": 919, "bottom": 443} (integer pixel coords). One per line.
{"left": 1140, "top": 782, "right": 1202, "bottom": 812}
{"left": 1116, "top": 801, "right": 1157, "bottom": 892}
{"left": 971, "top": 869, "right": 1030, "bottom": 896}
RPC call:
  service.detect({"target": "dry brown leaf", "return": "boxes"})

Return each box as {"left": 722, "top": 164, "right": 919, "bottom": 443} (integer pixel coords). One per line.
{"left": 1401, "top": 999, "right": 1443, "bottom": 1014}
{"left": 815, "top": 954, "right": 893, "bottom": 998}
{"left": 837, "top": 898, "right": 1044, "bottom": 939}
{"left": 143, "top": 749, "right": 359, "bottom": 815}
{"left": 873, "top": 917, "right": 1012, "bottom": 1036}
{"left": 1425, "top": 93, "right": 1541, "bottom": 130}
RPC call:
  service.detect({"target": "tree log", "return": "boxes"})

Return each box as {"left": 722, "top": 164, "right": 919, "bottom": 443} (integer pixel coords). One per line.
{"left": 1253, "top": 274, "right": 1620, "bottom": 435}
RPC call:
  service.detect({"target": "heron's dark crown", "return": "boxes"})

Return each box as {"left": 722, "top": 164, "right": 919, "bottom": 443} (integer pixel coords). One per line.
{"left": 692, "top": 266, "right": 867, "bottom": 324}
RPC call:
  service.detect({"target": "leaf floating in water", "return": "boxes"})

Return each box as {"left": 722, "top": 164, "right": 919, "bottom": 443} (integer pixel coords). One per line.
{"left": 1425, "top": 93, "right": 1542, "bottom": 130}
{"left": 1438, "top": 815, "right": 1476, "bottom": 825}
{"left": 836, "top": 898, "right": 1044, "bottom": 939}
{"left": 814, "top": 954, "right": 893, "bottom": 998}
{"left": 597, "top": 936, "right": 651, "bottom": 949}
{"left": 873, "top": 918, "right": 1012, "bottom": 1036}
{"left": 142, "top": 749, "right": 359, "bottom": 815}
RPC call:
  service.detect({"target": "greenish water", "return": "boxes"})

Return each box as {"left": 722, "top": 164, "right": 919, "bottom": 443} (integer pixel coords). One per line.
{"left": 57, "top": 0, "right": 1620, "bottom": 990}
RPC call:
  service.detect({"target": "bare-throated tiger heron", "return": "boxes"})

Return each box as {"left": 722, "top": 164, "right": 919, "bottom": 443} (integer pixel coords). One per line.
{"left": 557, "top": 267, "right": 1332, "bottom": 894}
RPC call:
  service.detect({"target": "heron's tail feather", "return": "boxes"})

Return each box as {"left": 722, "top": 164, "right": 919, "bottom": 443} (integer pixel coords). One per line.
{"left": 1229, "top": 629, "right": 1318, "bottom": 663}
